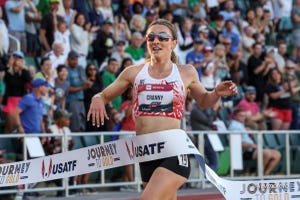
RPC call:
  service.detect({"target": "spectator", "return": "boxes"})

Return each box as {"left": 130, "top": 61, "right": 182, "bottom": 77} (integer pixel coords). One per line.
{"left": 129, "top": 14, "right": 146, "bottom": 34}
{"left": 45, "top": 41, "right": 66, "bottom": 77}
{"left": 88, "top": 0, "right": 104, "bottom": 27}
{"left": 273, "top": 41, "right": 288, "bottom": 71}
{"left": 54, "top": 64, "right": 69, "bottom": 110}
{"left": 48, "top": 108, "right": 74, "bottom": 197}
{"left": 213, "top": 43, "right": 230, "bottom": 81}
{"left": 188, "top": 0, "right": 205, "bottom": 20}
{"left": 160, "top": 9, "right": 173, "bottom": 22}
{"left": 116, "top": 57, "right": 133, "bottom": 77}
{"left": 247, "top": 43, "right": 269, "bottom": 104}
{"left": 2, "top": 51, "right": 31, "bottom": 133}
{"left": 185, "top": 38, "right": 204, "bottom": 80}
{"left": 101, "top": 58, "right": 122, "bottom": 111}
{"left": 36, "top": 0, "right": 50, "bottom": 16}
{"left": 291, "top": 0, "right": 300, "bottom": 62}
{"left": 13, "top": 78, "right": 50, "bottom": 134}
{"left": 49, "top": 109, "right": 74, "bottom": 154}
{"left": 72, "top": 0, "right": 90, "bottom": 24}
{"left": 240, "top": 8, "right": 256, "bottom": 31}
{"left": 209, "top": 14, "right": 225, "bottom": 46}
{"left": 235, "top": 86, "right": 275, "bottom": 130}
{"left": 62, "top": 0, "right": 76, "bottom": 28}
{"left": 35, "top": 56, "right": 53, "bottom": 84}
{"left": 175, "top": 17, "right": 194, "bottom": 64}
{"left": 84, "top": 63, "right": 104, "bottom": 131}
{"left": 99, "top": 0, "right": 114, "bottom": 22}
{"left": 0, "top": 7, "right": 9, "bottom": 54}
{"left": 167, "top": 0, "right": 188, "bottom": 23}
{"left": 273, "top": 0, "right": 293, "bottom": 33}
{"left": 92, "top": 19, "right": 114, "bottom": 67}
{"left": 190, "top": 102, "right": 219, "bottom": 171}
{"left": 24, "top": 4, "right": 42, "bottom": 56}
{"left": 196, "top": 25, "right": 210, "bottom": 46}
{"left": 39, "top": 0, "right": 64, "bottom": 53}
{"left": 71, "top": 12, "right": 97, "bottom": 69}
{"left": 111, "top": 40, "right": 132, "bottom": 63}
{"left": 201, "top": 46, "right": 217, "bottom": 90}
{"left": 241, "top": 26, "right": 255, "bottom": 64}
{"left": 144, "top": 9, "right": 157, "bottom": 30}
{"left": 5, "top": 0, "right": 37, "bottom": 52}
{"left": 265, "top": 68, "right": 292, "bottom": 130}
{"left": 218, "top": 0, "right": 240, "bottom": 25}
{"left": 113, "top": 14, "right": 131, "bottom": 42}
{"left": 53, "top": 18, "right": 71, "bottom": 57}
{"left": 228, "top": 108, "right": 281, "bottom": 176}
{"left": 222, "top": 19, "right": 241, "bottom": 57}
{"left": 282, "top": 60, "right": 300, "bottom": 130}
{"left": 66, "top": 50, "right": 92, "bottom": 132}
{"left": 124, "top": 32, "right": 145, "bottom": 64}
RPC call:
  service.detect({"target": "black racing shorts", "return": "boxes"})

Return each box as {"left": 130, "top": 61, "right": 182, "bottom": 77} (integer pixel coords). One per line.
{"left": 139, "top": 155, "right": 191, "bottom": 182}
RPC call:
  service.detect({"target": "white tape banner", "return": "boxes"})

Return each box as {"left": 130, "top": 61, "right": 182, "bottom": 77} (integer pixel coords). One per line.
{"left": 0, "top": 129, "right": 300, "bottom": 200}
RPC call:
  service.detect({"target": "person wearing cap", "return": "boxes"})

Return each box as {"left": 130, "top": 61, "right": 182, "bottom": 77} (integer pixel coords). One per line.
{"left": 49, "top": 109, "right": 74, "bottom": 154}
{"left": 48, "top": 108, "right": 74, "bottom": 196}
{"left": 40, "top": 0, "right": 64, "bottom": 52}
{"left": 2, "top": 51, "right": 31, "bottom": 133}
{"left": 66, "top": 50, "right": 92, "bottom": 133}
{"left": 92, "top": 19, "right": 114, "bottom": 66}
{"left": 201, "top": 45, "right": 217, "bottom": 90}
{"left": 186, "top": 38, "right": 204, "bottom": 79}
{"left": 13, "top": 78, "right": 51, "bottom": 134}
{"left": 145, "top": 9, "right": 157, "bottom": 29}
{"left": 197, "top": 25, "right": 211, "bottom": 46}
{"left": 235, "top": 86, "right": 275, "bottom": 130}
{"left": 111, "top": 40, "right": 132, "bottom": 63}
{"left": 5, "top": 0, "right": 37, "bottom": 53}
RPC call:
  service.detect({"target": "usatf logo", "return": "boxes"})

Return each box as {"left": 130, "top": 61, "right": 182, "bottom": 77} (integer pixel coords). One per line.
{"left": 125, "top": 141, "right": 165, "bottom": 160}
{"left": 42, "top": 159, "right": 53, "bottom": 178}
{"left": 41, "top": 158, "right": 77, "bottom": 179}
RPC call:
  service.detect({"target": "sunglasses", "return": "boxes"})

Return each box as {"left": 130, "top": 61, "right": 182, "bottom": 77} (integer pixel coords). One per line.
{"left": 146, "top": 32, "right": 172, "bottom": 42}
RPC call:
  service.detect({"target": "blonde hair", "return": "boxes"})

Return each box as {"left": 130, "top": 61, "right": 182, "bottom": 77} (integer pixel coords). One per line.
{"left": 129, "top": 15, "right": 146, "bottom": 32}
{"left": 8, "top": 59, "right": 26, "bottom": 75}
{"left": 146, "top": 19, "right": 178, "bottom": 64}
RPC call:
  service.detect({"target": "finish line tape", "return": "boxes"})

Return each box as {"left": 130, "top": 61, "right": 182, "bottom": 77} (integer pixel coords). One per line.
{"left": 0, "top": 129, "right": 299, "bottom": 199}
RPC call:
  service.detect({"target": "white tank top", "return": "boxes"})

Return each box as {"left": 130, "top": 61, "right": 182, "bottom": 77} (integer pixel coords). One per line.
{"left": 133, "top": 62, "right": 186, "bottom": 120}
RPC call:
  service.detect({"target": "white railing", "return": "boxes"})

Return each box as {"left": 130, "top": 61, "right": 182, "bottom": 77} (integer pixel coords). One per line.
{"left": 8, "top": 34, "right": 20, "bottom": 53}
{"left": 0, "top": 130, "right": 300, "bottom": 196}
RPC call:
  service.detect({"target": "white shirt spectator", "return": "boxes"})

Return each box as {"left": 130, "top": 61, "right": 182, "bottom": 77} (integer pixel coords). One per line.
{"left": 54, "top": 29, "right": 71, "bottom": 56}
{"left": 0, "top": 19, "right": 9, "bottom": 54}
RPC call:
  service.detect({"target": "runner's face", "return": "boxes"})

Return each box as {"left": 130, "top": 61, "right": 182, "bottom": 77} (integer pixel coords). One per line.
{"left": 146, "top": 25, "right": 176, "bottom": 60}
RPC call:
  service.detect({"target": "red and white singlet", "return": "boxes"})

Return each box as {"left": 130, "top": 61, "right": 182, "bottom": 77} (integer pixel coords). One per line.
{"left": 133, "top": 62, "right": 186, "bottom": 120}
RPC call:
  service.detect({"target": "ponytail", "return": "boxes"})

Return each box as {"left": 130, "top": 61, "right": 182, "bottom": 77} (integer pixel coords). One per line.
{"left": 171, "top": 50, "right": 178, "bottom": 64}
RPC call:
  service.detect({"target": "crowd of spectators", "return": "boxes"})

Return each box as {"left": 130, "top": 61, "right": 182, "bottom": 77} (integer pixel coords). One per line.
{"left": 0, "top": 0, "right": 300, "bottom": 194}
